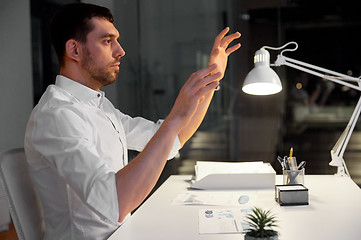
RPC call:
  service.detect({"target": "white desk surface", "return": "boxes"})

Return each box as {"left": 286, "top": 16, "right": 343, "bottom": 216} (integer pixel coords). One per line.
{"left": 109, "top": 175, "right": 361, "bottom": 240}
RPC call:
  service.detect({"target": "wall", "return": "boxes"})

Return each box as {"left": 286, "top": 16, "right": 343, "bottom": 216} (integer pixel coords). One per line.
{"left": 0, "top": 0, "right": 34, "bottom": 152}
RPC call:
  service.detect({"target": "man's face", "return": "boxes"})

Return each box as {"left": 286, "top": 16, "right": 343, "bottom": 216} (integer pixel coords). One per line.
{"left": 80, "top": 17, "right": 125, "bottom": 89}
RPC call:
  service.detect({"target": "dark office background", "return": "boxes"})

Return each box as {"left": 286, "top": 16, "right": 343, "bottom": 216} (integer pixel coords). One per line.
{"left": 1, "top": 0, "right": 361, "bottom": 191}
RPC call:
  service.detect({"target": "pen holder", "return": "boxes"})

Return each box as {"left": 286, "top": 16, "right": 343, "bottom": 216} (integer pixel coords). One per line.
{"left": 283, "top": 168, "right": 305, "bottom": 185}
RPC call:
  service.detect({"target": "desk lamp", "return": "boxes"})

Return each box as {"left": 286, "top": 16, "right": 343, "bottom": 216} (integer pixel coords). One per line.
{"left": 243, "top": 42, "right": 361, "bottom": 176}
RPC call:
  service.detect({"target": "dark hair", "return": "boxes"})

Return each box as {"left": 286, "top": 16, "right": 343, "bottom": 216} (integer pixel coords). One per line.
{"left": 50, "top": 3, "right": 114, "bottom": 66}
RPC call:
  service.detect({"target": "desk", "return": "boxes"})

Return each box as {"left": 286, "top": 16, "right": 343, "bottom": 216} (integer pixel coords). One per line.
{"left": 109, "top": 175, "right": 361, "bottom": 240}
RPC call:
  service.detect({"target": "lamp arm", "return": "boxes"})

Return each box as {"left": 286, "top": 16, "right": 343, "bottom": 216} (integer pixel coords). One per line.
{"left": 274, "top": 54, "right": 361, "bottom": 176}
{"left": 275, "top": 55, "right": 361, "bottom": 91}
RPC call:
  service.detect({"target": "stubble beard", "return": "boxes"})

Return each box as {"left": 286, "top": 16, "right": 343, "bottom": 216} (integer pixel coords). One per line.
{"left": 81, "top": 46, "right": 119, "bottom": 87}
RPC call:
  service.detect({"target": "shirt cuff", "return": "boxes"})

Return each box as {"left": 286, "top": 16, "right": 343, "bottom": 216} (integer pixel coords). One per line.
{"left": 87, "top": 172, "right": 119, "bottom": 224}
{"left": 156, "top": 120, "right": 181, "bottom": 160}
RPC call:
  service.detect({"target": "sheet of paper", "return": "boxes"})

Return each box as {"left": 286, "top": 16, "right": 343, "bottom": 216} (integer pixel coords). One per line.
{"left": 277, "top": 185, "right": 306, "bottom": 191}
{"left": 172, "top": 191, "right": 258, "bottom": 206}
{"left": 194, "top": 161, "right": 273, "bottom": 182}
{"left": 198, "top": 208, "right": 251, "bottom": 234}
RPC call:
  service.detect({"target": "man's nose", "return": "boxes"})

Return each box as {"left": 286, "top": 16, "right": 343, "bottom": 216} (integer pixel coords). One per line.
{"left": 114, "top": 41, "right": 125, "bottom": 58}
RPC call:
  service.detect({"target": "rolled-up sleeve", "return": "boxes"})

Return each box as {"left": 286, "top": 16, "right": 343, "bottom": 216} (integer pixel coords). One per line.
{"left": 117, "top": 112, "right": 181, "bottom": 160}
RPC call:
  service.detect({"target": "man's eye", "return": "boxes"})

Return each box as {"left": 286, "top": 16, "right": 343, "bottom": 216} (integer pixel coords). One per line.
{"left": 105, "top": 39, "right": 111, "bottom": 44}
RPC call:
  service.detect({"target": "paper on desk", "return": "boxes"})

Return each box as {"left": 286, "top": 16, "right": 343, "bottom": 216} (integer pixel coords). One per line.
{"left": 199, "top": 208, "right": 251, "bottom": 234}
{"left": 172, "top": 191, "right": 258, "bottom": 206}
{"left": 191, "top": 161, "right": 276, "bottom": 190}
{"left": 194, "top": 161, "right": 270, "bottom": 182}
{"left": 277, "top": 185, "right": 306, "bottom": 191}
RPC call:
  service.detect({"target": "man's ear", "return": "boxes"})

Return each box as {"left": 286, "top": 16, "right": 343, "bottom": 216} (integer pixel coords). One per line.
{"left": 65, "top": 39, "right": 81, "bottom": 62}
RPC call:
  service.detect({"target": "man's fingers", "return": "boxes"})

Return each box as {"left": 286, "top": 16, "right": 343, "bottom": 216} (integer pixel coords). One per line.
{"left": 197, "top": 64, "right": 217, "bottom": 78}
{"left": 197, "top": 80, "right": 219, "bottom": 98}
{"left": 221, "top": 32, "right": 241, "bottom": 49}
{"left": 225, "top": 43, "right": 241, "bottom": 55}
{"left": 184, "top": 64, "right": 218, "bottom": 90}
{"left": 193, "top": 79, "right": 219, "bottom": 101}
{"left": 204, "top": 72, "right": 222, "bottom": 83}
{"left": 201, "top": 72, "right": 222, "bottom": 90}
{"left": 214, "top": 27, "right": 230, "bottom": 44}
{"left": 196, "top": 70, "right": 222, "bottom": 90}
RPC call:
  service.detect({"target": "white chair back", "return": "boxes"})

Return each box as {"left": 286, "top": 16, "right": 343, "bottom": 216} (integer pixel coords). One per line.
{"left": 0, "top": 148, "right": 45, "bottom": 240}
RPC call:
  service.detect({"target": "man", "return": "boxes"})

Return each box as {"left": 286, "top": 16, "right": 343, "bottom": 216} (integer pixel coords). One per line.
{"left": 24, "top": 3, "right": 241, "bottom": 239}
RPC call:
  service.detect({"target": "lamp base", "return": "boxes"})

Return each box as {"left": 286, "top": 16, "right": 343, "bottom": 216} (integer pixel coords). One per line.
{"left": 334, "top": 166, "right": 348, "bottom": 177}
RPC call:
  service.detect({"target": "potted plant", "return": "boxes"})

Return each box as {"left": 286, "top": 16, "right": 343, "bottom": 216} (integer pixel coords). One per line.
{"left": 244, "top": 207, "right": 278, "bottom": 240}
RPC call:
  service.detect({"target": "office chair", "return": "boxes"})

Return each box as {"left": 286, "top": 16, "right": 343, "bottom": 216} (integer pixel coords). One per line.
{"left": 0, "top": 148, "right": 45, "bottom": 240}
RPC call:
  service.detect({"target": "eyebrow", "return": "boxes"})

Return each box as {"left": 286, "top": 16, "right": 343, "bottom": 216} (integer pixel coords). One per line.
{"left": 99, "top": 33, "right": 119, "bottom": 40}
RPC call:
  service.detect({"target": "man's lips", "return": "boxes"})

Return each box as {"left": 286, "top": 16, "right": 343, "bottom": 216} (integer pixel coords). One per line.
{"left": 110, "top": 62, "right": 120, "bottom": 70}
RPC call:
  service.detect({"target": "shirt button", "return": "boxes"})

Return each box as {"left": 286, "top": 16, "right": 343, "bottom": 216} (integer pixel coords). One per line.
{"left": 97, "top": 94, "right": 101, "bottom": 97}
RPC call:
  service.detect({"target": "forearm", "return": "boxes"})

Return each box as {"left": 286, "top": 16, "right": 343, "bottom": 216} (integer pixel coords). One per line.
{"left": 178, "top": 90, "right": 214, "bottom": 146}
{"left": 115, "top": 120, "right": 179, "bottom": 222}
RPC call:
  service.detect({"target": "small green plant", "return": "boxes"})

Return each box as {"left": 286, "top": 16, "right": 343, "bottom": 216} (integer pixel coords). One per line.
{"left": 245, "top": 207, "right": 278, "bottom": 238}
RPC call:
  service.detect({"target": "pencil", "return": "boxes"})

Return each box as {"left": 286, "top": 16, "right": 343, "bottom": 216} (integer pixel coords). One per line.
{"left": 289, "top": 147, "right": 293, "bottom": 158}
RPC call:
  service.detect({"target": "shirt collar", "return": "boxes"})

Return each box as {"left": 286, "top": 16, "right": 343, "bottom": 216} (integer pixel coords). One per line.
{"left": 55, "top": 75, "right": 105, "bottom": 106}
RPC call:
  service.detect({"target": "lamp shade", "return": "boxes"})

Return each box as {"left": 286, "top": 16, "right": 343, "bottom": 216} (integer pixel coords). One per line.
{"left": 242, "top": 48, "right": 282, "bottom": 95}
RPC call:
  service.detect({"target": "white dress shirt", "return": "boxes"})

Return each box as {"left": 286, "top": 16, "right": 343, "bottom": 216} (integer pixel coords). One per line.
{"left": 24, "top": 75, "right": 180, "bottom": 240}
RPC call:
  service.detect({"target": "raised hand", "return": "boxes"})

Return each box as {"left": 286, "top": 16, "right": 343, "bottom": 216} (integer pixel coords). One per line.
{"left": 167, "top": 64, "right": 220, "bottom": 131}
{"left": 208, "top": 27, "right": 241, "bottom": 80}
